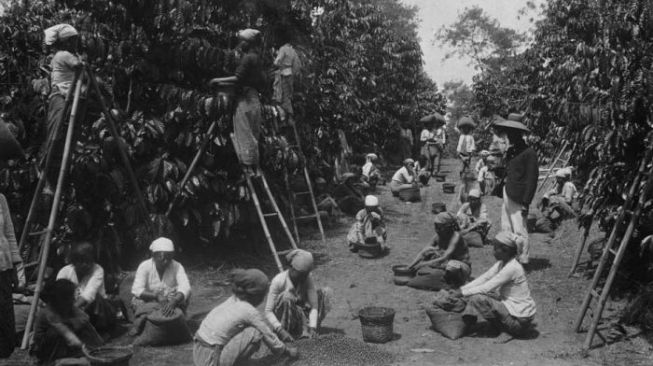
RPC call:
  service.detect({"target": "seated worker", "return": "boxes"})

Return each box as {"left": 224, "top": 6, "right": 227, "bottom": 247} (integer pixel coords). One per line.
{"left": 130, "top": 237, "right": 191, "bottom": 336}
{"left": 457, "top": 189, "right": 491, "bottom": 248}
{"left": 347, "top": 195, "right": 387, "bottom": 252}
{"left": 332, "top": 173, "right": 365, "bottom": 215}
{"left": 531, "top": 167, "right": 578, "bottom": 234}
{"left": 265, "top": 250, "right": 331, "bottom": 341}
{"left": 407, "top": 212, "right": 471, "bottom": 291}
{"left": 194, "top": 269, "right": 298, "bottom": 366}
{"left": 458, "top": 171, "right": 480, "bottom": 205}
{"left": 30, "top": 279, "right": 104, "bottom": 366}
{"left": 416, "top": 155, "right": 431, "bottom": 186}
{"left": 360, "top": 153, "right": 382, "bottom": 190}
{"left": 56, "top": 242, "right": 116, "bottom": 332}
{"left": 390, "top": 158, "right": 417, "bottom": 196}
{"left": 452, "top": 231, "right": 536, "bottom": 342}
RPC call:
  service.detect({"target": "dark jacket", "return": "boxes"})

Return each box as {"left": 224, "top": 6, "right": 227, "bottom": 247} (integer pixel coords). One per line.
{"left": 505, "top": 145, "right": 539, "bottom": 206}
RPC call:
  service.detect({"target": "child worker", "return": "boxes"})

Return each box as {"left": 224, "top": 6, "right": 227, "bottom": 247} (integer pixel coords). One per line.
{"left": 452, "top": 231, "right": 536, "bottom": 343}
{"left": 457, "top": 117, "right": 476, "bottom": 176}
{"left": 194, "top": 269, "right": 298, "bottom": 366}
{"left": 360, "top": 153, "right": 382, "bottom": 190}
{"left": 30, "top": 279, "right": 104, "bottom": 365}
{"left": 347, "top": 195, "right": 387, "bottom": 253}
{"left": 406, "top": 212, "right": 471, "bottom": 291}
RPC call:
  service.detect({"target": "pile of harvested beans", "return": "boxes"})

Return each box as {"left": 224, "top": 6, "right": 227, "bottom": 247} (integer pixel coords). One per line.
{"left": 267, "top": 334, "right": 394, "bottom": 366}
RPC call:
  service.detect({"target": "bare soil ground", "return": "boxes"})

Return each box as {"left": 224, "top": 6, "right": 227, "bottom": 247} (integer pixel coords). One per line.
{"left": 6, "top": 158, "right": 653, "bottom": 366}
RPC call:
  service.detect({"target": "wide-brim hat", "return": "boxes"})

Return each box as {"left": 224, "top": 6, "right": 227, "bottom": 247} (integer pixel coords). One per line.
{"left": 492, "top": 117, "right": 530, "bottom": 133}
{"left": 420, "top": 113, "right": 446, "bottom": 126}
{"left": 0, "top": 120, "right": 24, "bottom": 160}
{"left": 507, "top": 113, "right": 525, "bottom": 122}
{"left": 457, "top": 116, "right": 476, "bottom": 128}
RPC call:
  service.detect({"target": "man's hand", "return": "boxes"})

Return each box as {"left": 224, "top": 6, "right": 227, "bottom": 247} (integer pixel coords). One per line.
{"left": 160, "top": 301, "right": 175, "bottom": 317}
{"left": 277, "top": 328, "right": 295, "bottom": 342}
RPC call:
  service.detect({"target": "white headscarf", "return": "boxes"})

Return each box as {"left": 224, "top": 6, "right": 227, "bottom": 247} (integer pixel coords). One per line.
{"left": 149, "top": 237, "right": 175, "bottom": 252}
{"left": 44, "top": 24, "right": 78, "bottom": 46}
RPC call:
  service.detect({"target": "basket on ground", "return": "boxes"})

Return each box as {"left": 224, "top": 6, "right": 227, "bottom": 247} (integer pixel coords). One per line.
{"left": 431, "top": 202, "right": 446, "bottom": 214}
{"left": 398, "top": 186, "right": 420, "bottom": 202}
{"left": 359, "top": 307, "right": 395, "bottom": 343}
{"left": 434, "top": 173, "right": 446, "bottom": 182}
{"left": 442, "top": 183, "right": 456, "bottom": 194}
{"left": 357, "top": 238, "right": 383, "bottom": 259}
{"left": 84, "top": 345, "right": 134, "bottom": 366}
{"left": 392, "top": 264, "right": 415, "bottom": 286}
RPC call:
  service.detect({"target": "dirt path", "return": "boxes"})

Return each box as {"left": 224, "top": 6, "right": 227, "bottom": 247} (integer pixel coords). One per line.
{"left": 7, "top": 159, "right": 652, "bottom": 366}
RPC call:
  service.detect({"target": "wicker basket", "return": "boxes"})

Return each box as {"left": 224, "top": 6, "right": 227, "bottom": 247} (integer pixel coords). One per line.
{"left": 442, "top": 183, "right": 456, "bottom": 194}
{"left": 398, "top": 186, "right": 420, "bottom": 202}
{"left": 357, "top": 240, "right": 382, "bottom": 259}
{"left": 359, "top": 307, "right": 395, "bottom": 343}
{"left": 431, "top": 202, "right": 447, "bottom": 214}
{"left": 434, "top": 173, "right": 447, "bottom": 182}
{"left": 392, "top": 264, "right": 415, "bottom": 286}
{"left": 84, "top": 346, "right": 134, "bottom": 366}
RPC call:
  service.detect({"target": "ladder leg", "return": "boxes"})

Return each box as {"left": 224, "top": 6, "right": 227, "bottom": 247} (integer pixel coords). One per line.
{"left": 304, "top": 166, "right": 326, "bottom": 243}
{"left": 258, "top": 174, "right": 298, "bottom": 250}
{"left": 246, "top": 176, "right": 283, "bottom": 272}
{"left": 568, "top": 228, "right": 590, "bottom": 277}
{"left": 284, "top": 169, "right": 301, "bottom": 244}
{"left": 22, "top": 78, "right": 83, "bottom": 349}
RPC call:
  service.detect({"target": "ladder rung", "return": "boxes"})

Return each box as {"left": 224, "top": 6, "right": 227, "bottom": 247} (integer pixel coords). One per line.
{"left": 595, "top": 329, "right": 607, "bottom": 343}
{"left": 24, "top": 261, "right": 39, "bottom": 268}
{"left": 591, "top": 289, "right": 601, "bottom": 299}
{"left": 293, "top": 191, "right": 312, "bottom": 195}
{"left": 277, "top": 249, "right": 292, "bottom": 256}
{"left": 28, "top": 229, "right": 51, "bottom": 236}
{"left": 263, "top": 213, "right": 278, "bottom": 218}
{"left": 608, "top": 248, "right": 617, "bottom": 256}
{"left": 296, "top": 214, "right": 318, "bottom": 220}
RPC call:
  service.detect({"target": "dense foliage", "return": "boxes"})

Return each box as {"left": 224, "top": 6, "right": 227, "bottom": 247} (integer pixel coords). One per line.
{"left": 0, "top": 0, "right": 444, "bottom": 264}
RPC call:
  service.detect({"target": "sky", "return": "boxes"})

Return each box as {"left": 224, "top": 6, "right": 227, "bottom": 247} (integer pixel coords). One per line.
{"left": 401, "top": 0, "right": 543, "bottom": 89}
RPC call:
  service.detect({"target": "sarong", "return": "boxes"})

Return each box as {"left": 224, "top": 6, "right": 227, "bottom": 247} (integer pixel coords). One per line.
{"left": 272, "top": 288, "right": 331, "bottom": 338}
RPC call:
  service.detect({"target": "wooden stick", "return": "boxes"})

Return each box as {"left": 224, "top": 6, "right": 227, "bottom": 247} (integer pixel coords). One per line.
{"left": 537, "top": 140, "right": 568, "bottom": 193}
{"left": 87, "top": 70, "right": 152, "bottom": 235}
{"left": 165, "top": 119, "right": 218, "bottom": 217}
{"left": 18, "top": 70, "right": 81, "bottom": 253}
{"left": 246, "top": 175, "right": 283, "bottom": 272}
{"left": 21, "top": 78, "right": 83, "bottom": 349}
{"left": 568, "top": 224, "right": 591, "bottom": 277}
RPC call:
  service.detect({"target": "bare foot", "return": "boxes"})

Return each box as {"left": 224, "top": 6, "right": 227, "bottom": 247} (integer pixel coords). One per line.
{"left": 493, "top": 332, "right": 514, "bottom": 344}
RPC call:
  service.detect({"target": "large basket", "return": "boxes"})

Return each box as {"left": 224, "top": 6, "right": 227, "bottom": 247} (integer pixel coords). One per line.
{"left": 442, "top": 183, "right": 456, "bottom": 194}
{"left": 398, "top": 186, "right": 420, "bottom": 202}
{"left": 357, "top": 240, "right": 383, "bottom": 259}
{"left": 84, "top": 346, "right": 134, "bottom": 366}
{"left": 359, "top": 307, "right": 395, "bottom": 343}
{"left": 392, "top": 264, "right": 415, "bottom": 286}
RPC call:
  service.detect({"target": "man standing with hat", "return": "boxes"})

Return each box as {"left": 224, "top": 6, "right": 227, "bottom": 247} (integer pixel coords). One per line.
{"left": 492, "top": 113, "right": 538, "bottom": 265}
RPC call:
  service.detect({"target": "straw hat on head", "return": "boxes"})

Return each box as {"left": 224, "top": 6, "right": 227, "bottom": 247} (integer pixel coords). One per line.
{"left": 457, "top": 116, "right": 476, "bottom": 128}
{"left": 493, "top": 118, "right": 530, "bottom": 133}
{"left": 237, "top": 28, "right": 261, "bottom": 42}
{"left": 420, "top": 113, "right": 446, "bottom": 126}
{"left": 507, "top": 113, "right": 525, "bottom": 122}
{"left": 0, "top": 119, "right": 24, "bottom": 161}
{"left": 366, "top": 153, "right": 378, "bottom": 161}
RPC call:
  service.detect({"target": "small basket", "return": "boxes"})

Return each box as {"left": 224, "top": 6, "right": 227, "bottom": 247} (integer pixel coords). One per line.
{"left": 431, "top": 202, "right": 447, "bottom": 214}
{"left": 434, "top": 173, "right": 447, "bottom": 182}
{"left": 359, "top": 307, "right": 395, "bottom": 343}
{"left": 391, "top": 264, "right": 415, "bottom": 276}
{"left": 398, "top": 186, "right": 421, "bottom": 202}
{"left": 84, "top": 345, "right": 134, "bottom": 366}
{"left": 357, "top": 240, "right": 382, "bottom": 259}
{"left": 442, "top": 183, "right": 456, "bottom": 194}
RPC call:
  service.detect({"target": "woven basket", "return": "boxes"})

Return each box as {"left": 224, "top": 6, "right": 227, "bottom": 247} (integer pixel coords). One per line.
{"left": 442, "top": 183, "right": 456, "bottom": 194}
{"left": 434, "top": 173, "right": 446, "bottom": 182}
{"left": 398, "top": 186, "right": 420, "bottom": 202}
{"left": 431, "top": 202, "right": 446, "bottom": 214}
{"left": 359, "top": 307, "right": 395, "bottom": 343}
{"left": 84, "top": 346, "right": 133, "bottom": 366}
{"left": 357, "top": 241, "right": 382, "bottom": 259}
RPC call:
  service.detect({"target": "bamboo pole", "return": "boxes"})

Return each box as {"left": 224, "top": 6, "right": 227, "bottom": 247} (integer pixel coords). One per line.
{"left": 165, "top": 119, "right": 218, "bottom": 217}
{"left": 18, "top": 70, "right": 81, "bottom": 253}
{"left": 21, "top": 78, "right": 83, "bottom": 349}
{"left": 87, "top": 70, "right": 152, "bottom": 235}
{"left": 537, "top": 140, "right": 568, "bottom": 193}
{"left": 259, "top": 174, "right": 298, "bottom": 251}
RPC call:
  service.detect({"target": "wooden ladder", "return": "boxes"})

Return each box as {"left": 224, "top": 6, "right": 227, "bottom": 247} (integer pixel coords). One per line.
{"left": 284, "top": 123, "right": 325, "bottom": 245}
{"left": 573, "top": 139, "right": 653, "bottom": 352}
{"left": 230, "top": 134, "right": 298, "bottom": 272}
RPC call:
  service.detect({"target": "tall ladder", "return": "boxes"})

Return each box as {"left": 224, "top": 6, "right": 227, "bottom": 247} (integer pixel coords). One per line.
{"left": 573, "top": 138, "right": 653, "bottom": 352}
{"left": 230, "top": 134, "right": 298, "bottom": 272}
{"left": 19, "top": 67, "right": 151, "bottom": 349}
{"left": 284, "top": 123, "right": 325, "bottom": 244}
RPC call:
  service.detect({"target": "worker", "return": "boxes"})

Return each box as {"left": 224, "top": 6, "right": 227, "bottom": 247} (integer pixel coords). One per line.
{"left": 194, "top": 269, "right": 298, "bottom": 366}
{"left": 457, "top": 188, "right": 491, "bottom": 247}
{"left": 347, "top": 195, "right": 387, "bottom": 252}
{"left": 360, "top": 153, "right": 382, "bottom": 190}
{"left": 390, "top": 159, "right": 417, "bottom": 196}
{"left": 130, "top": 237, "right": 191, "bottom": 337}
{"left": 452, "top": 231, "right": 536, "bottom": 343}
{"left": 457, "top": 118, "right": 476, "bottom": 175}
{"left": 265, "top": 250, "right": 331, "bottom": 340}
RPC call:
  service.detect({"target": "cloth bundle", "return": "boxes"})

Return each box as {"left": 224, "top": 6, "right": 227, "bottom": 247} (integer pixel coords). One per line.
{"left": 432, "top": 289, "right": 467, "bottom": 313}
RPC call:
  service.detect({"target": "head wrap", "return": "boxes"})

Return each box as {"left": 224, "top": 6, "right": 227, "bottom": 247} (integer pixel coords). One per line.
{"left": 555, "top": 167, "right": 572, "bottom": 178}
{"left": 315, "top": 177, "right": 327, "bottom": 185}
{"left": 230, "top": 269, "right": 270, "bottom": 297}
{"left": 149, "top": 237, "right": 174, "bottom": 252}
{"left": 403, "top": 158, "right": 415, "bottom": 166}
{"left": 434, "top": 212, "right": 457, "bottom": 226}
{"left": 366, "top": 153, "right": 378, "bottom": 161}
{"left": 480, "top": 150, "right": 490, "bottom": 157}
{"left": 468, "top": 188, "right": 481, "bottom": 199}
{"left": 44, "top": 24, "right": 78, "bottom": 46}
{"left": 494, "top": 231, "right": 520, "bottom": 249}
{"left": 286, "top": 249, "right": 314, "bottom": 272}
{"left": 486, "top": 155, "right": 497, "bottom": 163}
{"left": 365, "top": 195, "right": 379, "bottom": 207}
{"left": 238, "top": 28, "right": 261, "bottom": 42}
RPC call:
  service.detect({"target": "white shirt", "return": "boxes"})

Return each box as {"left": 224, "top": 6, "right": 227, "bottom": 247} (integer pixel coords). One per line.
{"left": 196, "top": 295, "right": 286, "bottom": 353}
{"left": 361, "top": 162, "right": 374, "bottom": 178}
{"left": 131, "top": 258, "right": 191, "bottom": 300}
{"left": 265, "top": 270, "right": 318, "bottom": 330}
{"left": 457, "top": 134, "right": 476, "bottom": 154}
{"left": 420, "top": 129, "right": 435, "bottom": 143}
{"left": 434, "top": 128, "right": 446, "bottom": 144}
{"left": 56, "top": 263, "right": 106, "bottom": 303}
{"left": 391, "top": 166, "right": 414, "bottom": 184}
{"left": 461, "top": 258, "right": 536, "bottom": 318}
